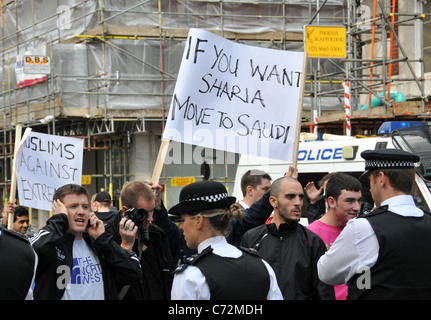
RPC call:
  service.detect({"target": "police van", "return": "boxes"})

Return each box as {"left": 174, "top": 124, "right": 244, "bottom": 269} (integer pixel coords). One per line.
{"left": 232, "top": 127, "right": 431, "bottom": 218}
{"left": 232, "top": 133, "right": 393, "bottom": 199}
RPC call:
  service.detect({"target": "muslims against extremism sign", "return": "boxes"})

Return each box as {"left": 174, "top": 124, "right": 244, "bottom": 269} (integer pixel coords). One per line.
{"left": 163, "top": 28, "right": 306, "bottom": 162}
{"left": 16, "top": 131, "right": 83, "bottom": 211}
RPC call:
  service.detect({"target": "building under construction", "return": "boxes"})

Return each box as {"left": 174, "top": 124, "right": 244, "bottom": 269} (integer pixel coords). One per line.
{"left": 1, "top": 0, "right": 430, "bottom": 229}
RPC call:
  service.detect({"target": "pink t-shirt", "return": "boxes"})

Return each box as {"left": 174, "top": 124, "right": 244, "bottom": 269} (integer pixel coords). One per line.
{"left": 307, "top": 220, "right": 348, "bottom": 300}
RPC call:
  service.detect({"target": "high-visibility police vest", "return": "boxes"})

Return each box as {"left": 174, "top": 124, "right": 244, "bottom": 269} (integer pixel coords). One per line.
{"left": 348, "top": 207, "right": 431, "bottom": 300}
{"left": 177, "top": 246, "right": 270, "bottom": 300}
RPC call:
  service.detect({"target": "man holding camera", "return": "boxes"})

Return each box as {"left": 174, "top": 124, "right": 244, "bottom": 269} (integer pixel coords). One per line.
{"left": 119, "top": 181, "right": 175, "bottom": 300}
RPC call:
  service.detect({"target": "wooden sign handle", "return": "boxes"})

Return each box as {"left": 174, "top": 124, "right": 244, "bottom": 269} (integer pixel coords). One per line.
{"left": 151, "top": 139, "right": 170, "bottom": 185}
{"left": 292, "top": 52, "right": 308, "bottom": 168}
{"left": 7, "top": 125, "right": 22, "bottom": 229}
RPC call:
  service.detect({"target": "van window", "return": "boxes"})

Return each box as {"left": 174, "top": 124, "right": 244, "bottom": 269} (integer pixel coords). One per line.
{"left": 413, "top": 179, "right": 431, "bottom": 213}
{"left": 375, "top": 141, "right": 388, "bottom": 149}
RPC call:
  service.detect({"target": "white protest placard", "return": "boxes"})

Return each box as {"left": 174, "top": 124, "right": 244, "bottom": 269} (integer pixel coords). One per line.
{"left": 16, "top": 131, "right": 84, "bottom": 211}
{"left": 162, "top": 28, "right": 307, "bottom": 162}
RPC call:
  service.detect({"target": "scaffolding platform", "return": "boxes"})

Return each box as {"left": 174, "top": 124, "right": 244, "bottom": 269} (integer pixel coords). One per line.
{"left": 64, "top": 25, "right": 304, "bottom": 44}
{"left": 302, "top": 101, "right": 431, "bottom": 135}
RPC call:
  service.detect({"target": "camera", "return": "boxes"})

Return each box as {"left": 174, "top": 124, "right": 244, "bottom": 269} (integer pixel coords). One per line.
{"left": 124, "top": 207, "right": 148, "bottom": 227}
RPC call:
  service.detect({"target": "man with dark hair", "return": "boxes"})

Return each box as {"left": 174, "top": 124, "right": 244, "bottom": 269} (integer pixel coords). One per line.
{"left": 1, "top": 201, "right": 31, "bottom": 236}
{"left": 307, "top": 172, "right": 362, "bottom": 299}
{"left": 318, "top": 149, "right": 431, "bottom": 299}
{"left": 226, "top": 169, "right": 272, "bottom": 246}
{"left": 304, "top": 172, "right": 339, "bottom": 224}
{"left": 241, "top": 176, "right": 335, "bottom": 300}
{"left": 29, "top": 183, "right": 142, "bottom": 300}
{"left": 239, "top": 169, "right": 272, "bottom": 210}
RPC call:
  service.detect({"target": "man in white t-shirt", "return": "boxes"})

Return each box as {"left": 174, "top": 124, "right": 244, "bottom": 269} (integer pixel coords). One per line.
{"left": 30, "top": 184, "right": 142, "bottom": 300}
{"left": 61, "top": 238, "right": 105, "bottom": 300}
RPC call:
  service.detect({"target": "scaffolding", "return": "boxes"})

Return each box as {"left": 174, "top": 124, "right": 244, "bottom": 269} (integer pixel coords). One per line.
{"left": 1, "top": 0, "right": 430, "bottom": 223}
{"left": 308, "top": 0, "right": 430, "bottom": 135}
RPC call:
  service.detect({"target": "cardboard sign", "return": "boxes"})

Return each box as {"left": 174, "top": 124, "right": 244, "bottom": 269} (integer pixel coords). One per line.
{"left": 16, "top": 132, "right": 84, "bottom": 211}
{"left": 162, "top": 28, "right": 306, "bottom": 162}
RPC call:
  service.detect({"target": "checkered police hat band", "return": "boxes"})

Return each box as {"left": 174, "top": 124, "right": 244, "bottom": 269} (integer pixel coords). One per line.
{"left": 365, "top": 159, "right": 415, "bottom": 170}
{"left": 185, "top": 193, "right": 229, "bottom": 202}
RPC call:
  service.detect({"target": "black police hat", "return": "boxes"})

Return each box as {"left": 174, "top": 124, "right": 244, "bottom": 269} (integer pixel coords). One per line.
{"left": 169, "top": 181, "right": 236, "bottom": 216}
{"left": 359, "top": 148, "right": 419, "bottom": 179}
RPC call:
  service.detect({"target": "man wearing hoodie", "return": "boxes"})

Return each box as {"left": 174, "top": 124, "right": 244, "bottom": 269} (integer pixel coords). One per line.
{"left": 92, "top": 191, "right": 121, "bottom": 244}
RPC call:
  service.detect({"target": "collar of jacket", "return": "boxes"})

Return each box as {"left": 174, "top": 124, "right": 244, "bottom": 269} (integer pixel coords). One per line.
{"left": 63, "top": 232, "right": 75, "bottom": 243}
{"left": 266, "top": 221, "right": 298, "bottom": 237}
{"left": 63, "top": 231, "right": 94, "bottom": 246}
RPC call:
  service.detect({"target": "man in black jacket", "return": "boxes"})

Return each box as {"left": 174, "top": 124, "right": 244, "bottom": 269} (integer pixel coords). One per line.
{"left": 119, "top": 181, "right": 175, "bottom": 300}
{"left": 92, "top": 191, "right": 122, "bottom": 244}
{"left": 241, "top": 176, "right": 335, "bottom": 300}
{"left": 226, "top": 169, "right": 272, "bottom": 246}
{"left": 29, "top": 184, "right": 142, "bottom": 300}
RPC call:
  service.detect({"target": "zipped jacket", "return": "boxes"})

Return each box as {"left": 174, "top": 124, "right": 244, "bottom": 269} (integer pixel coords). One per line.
{"left": 241, "top": 222, "right": 335, "bottom": 300}
{"left": 29, "top": 213, "right": 142, "bottom": 300}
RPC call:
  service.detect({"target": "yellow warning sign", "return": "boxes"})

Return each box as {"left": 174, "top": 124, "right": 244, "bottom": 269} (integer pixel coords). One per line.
{"left": 305, "top": 26, "right": 346, "bottom": 58}
{"left": 171, "top": 177, "right": 196, "bottom": 187}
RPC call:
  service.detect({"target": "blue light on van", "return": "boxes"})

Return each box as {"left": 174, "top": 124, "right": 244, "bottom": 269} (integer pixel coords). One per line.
{"left": 377, "top": 121, "right": 426, "bottom": 135}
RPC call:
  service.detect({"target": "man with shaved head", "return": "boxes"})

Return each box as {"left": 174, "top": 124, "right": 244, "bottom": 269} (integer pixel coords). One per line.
{"left": 241, "top": 176, "right": 335, "bottom": 300}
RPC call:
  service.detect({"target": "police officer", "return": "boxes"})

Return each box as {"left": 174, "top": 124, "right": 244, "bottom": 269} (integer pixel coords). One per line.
{"left": 170, "top": 181, "right": 282, "bottom": 300}
{"left": 318, "top": 148, "right": 431, "bottom": 299}
{"left": 0, "top": 226, "right": 37, "bottom": 299}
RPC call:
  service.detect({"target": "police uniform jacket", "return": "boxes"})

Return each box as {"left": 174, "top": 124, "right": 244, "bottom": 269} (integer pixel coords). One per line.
{"left": 0, "top": 227, "right": 37, "bottom": 299}
{"left": 171, "top": 235, "right": 283, "bottom": 300}
{"left": 318, "top": 194, "right": 431, "bottom": 299}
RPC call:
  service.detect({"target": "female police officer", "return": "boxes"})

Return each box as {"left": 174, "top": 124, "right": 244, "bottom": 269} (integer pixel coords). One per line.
{"left": 169, "top": 180, "right": 282, "bottom": 300}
